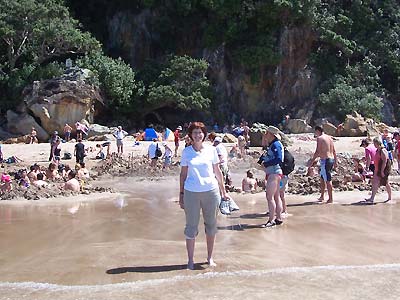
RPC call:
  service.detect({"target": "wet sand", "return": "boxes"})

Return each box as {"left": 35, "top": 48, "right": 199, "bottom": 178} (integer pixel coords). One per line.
{"left": 1, "top": 177, "right": 400, "bottom": 299}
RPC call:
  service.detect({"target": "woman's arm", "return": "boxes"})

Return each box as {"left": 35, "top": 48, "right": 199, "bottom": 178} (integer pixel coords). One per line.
{"left": 380, "top": 149, "right": 388, "bottom": 177}
{"left": 179, "top": 166, "right": 188, "bottom": 209}
{"left": 213, "top": 164, "right": 228, "bottom": 199}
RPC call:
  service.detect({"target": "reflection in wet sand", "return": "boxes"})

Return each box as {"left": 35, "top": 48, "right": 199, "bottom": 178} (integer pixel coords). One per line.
{"left": 0, "top": 178, "right": 400, "bottom": 299}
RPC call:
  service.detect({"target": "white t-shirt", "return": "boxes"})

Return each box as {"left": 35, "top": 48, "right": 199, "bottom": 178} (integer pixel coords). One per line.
{"left": 148, "top": 142, "right": 159, "bottom": 159}
{"left": 215, "top": 144, "right": 228, "bottom": 168}
{"left": 181, "top": 145, "right": 219, "bottom": 192}
{"left": 114, "top": 130, "right": 127, "bottom": 140}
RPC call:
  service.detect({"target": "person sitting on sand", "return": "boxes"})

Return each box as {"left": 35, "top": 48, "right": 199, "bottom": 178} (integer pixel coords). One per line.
{"left": 242, "top": 170, "right": 258, "bottom": 193}
{"left": 96, "top": 142, "right": 111, "bottom": 160}
{"left": 18, "top": 169, "right": 30, "bottom": 187}
{"left": 46, "top": 163, "right": 60, "bottom": 181}
{"left": 0, "top": 174, "right": 13, "bottom": 194}
{"left": 344, "top": 158, "right": 366, "bottom": 183}
{"left": 33, "top": 173, "right": 48, "bottom": 188}
{"left": 78, "top": 162, "right": 90, "bottom": 179}
{"left": 64, "top": 171, "right": 80, "bottom": 192}
{"left": 27, "top": 164, "right": 40, "bottom": 182}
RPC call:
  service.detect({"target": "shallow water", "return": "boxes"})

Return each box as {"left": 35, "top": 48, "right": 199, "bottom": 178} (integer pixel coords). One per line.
{"left": 1, "top": 177, "right": 400, "bottom": 299}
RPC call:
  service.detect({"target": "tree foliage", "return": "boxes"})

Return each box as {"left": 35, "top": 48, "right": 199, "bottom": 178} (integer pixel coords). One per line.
{"left": 76, "top": 51, "right": 144, "bottom": 110}
{"left": 147, "top": 55, "right": 211, "bottom": 111}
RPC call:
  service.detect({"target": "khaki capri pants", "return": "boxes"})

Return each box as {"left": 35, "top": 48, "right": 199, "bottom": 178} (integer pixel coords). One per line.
{"left": 183, "top": 188, "right": 220, "bottom": 239}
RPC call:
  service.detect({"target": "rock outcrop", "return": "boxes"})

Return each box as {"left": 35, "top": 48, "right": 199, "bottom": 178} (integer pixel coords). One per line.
{"left": 107, "top": 10, "right": 317, "bottom": 123}
{"left": 21, "top": 68, "right": 104, "bottom": 135}
{"left": 6, "top": 110, "right": 49, "bottom": 141}
{"left": 286, "top": 119, "right": 313, "bottom": 134}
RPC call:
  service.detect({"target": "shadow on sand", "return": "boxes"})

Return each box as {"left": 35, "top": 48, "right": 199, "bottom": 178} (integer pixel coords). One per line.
{"left": 287, "top": 201, "right": 323, "bottom": 207}
{"left": 218, "top": 223, "right": 264, "bottom": 231}
{"left": 106, "top": 262, "right": 207, "bottom": 274}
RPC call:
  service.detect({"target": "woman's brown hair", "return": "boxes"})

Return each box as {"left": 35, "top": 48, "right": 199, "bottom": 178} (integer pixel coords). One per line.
{"left": 188, "top": 122, "right": 207, "bottom": 141}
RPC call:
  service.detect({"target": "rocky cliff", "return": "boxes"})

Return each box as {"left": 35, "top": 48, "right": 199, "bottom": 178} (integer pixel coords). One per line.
{"left": 106, "top": 10, "right": 317, "bottom": 124}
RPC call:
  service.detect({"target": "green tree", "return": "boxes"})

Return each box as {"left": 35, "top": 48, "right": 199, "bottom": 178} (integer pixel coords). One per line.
{"left": 319, "top": 80, "right": 383, "bottom": 121}
{"left": 0, "top": 0, "right": 99, "bottom": 71}
{"left": 76, "top": 51, "right": 144, "bottom": 111}
{"left": 147, "top": 55, "right": 211, "bottom": 111}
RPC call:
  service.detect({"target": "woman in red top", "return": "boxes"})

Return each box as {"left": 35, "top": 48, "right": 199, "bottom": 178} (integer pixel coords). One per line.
{"left": 365, "top": 137, "right": 392, "bottom": 203}
{"left": 174, "top": 126, "right": 182, "bottom": 157}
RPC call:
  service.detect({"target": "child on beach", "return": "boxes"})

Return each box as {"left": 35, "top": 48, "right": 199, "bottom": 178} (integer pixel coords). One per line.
{"left": 0, "top": 174, "right": 13, "bottom": 194}
{"left": 162, "top": 142, "right": 172, "bottom": 169}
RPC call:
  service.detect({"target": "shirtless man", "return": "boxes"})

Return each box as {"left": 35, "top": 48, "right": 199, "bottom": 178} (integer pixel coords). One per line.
{"left": 64, "top": 171, "right": 80, "bottom": 192}
{"left": 308, "top": 126, "right": 337, "bottom": 203}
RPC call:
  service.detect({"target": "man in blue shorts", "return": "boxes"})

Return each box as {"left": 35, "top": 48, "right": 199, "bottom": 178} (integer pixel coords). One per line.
{"left": 308, "top": 126, "right": 337, "bottom": 203}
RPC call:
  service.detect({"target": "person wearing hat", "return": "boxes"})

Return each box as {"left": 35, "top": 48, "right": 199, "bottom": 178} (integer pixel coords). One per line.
{"left": 308, "top": 126, "right": 337, "bottom": 204}
{"left": 174, "top": 126, "right": 182, "bottom": 157}
{"left": 213, "top": 136, "right": 230, "bottom": 186}
{"left": 261, "top": 125, "right": 284, "bottom": 228}
{"left": 381, "top": 129, "right": 394, "bottom": 162}
{"left": 360, "top": 138, "right": 376, "bottom": 174}
{"left": 113, "top": 125, "right": 128, "bottom": 156}
{"left": 0, "top": 173, "right": 13, "bottom": 195}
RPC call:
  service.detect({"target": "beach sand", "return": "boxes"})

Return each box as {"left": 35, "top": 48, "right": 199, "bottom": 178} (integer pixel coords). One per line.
{"left": 1, "top": 135, "right": 399, "bottom": 299}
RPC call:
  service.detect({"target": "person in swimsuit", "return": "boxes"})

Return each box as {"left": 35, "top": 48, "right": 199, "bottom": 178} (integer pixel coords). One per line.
{"left": 308, "top": 126, "right": 337, "bottom": 203}
{"left": 365, "top": 137, "right": 392, "bottom": 203}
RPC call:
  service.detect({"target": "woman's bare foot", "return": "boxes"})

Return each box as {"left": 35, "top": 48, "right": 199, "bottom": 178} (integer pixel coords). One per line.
{"left": 207, "top": 258, "right": 217, "bottom": 267}
{"left": 187, "top": 261, "right": 195, "bottom": 270}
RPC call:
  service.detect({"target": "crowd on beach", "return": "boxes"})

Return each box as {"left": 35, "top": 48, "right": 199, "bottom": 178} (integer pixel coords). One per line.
{"left": 1, "top": 116, "right": 400, "bottom": 270}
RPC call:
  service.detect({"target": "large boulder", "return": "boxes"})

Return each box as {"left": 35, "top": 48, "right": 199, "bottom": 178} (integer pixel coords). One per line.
{"left": 341, "top": 112, "right": 368, "bottom": 137}
{"left": 286, "top": 119, "right": 313, "bottom": 134}
{"left": 22, "top": 68, "right": 104, "bottom": 135}
{"left": 87, "top": 124, "right": 113, "bottom": 139}
{"left": 223, "top": 133, "right": 237, "bottom": 143}
{"left": 6, "top": 110, "right": 49, "bottom": 141}
{"left": 322, "top": 122, "right": 337, "bottom": 136}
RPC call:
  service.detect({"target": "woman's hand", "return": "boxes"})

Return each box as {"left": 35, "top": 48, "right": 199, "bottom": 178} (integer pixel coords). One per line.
{"left": 179, "top": 193, "right": 184, "bottom": 209}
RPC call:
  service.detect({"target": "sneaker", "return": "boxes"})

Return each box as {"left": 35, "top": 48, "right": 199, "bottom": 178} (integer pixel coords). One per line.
{"left": 274, "top": 219, "right": 283, "bottom": 226}
{"left": 264, "top": 220, "right": 276, "bottom": 228}
{"left": 281, "top": 212, "right": 289, "bottom": 218}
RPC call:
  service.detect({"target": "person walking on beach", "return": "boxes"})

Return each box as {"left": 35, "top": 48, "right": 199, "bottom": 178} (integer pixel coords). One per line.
{"left": 261, "top": 126, "right": 284, "bottom": 228}
{"left": 174, "top": 126, "right": 182, "bottom": 157}
{"left": 114, "top": 126, "right": 128, "bottom": 156}
{"left": 213, "top": 136, "right": 230, "bottom": 185}
{"left": 179, "top": 122, "right": 230, "bottom": 270}
{"left": 74, "top": 139, "right": 85, "bottom": 164}
{"left": 148, "top": 138, "right": 160, "bottom": 167}
{"left": 308, "top": 126, "right": 337, "bottom": 204}
{"left": 365, "top": 137, "right": 392, "bottom": 203}
{"left": 64, "top": 123, "right": 72, "bottom": 142}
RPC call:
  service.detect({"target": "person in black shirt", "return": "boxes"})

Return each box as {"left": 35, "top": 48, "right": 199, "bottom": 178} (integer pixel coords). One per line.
{"left": 74, "top": 139, "right": 85, "bottom": 164}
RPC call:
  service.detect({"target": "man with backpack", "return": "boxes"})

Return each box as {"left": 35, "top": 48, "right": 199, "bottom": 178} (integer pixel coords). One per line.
{"left": 148, "top": 138, "right": 162, "bottom": 167}
{"left": 280, "top": 147, "right": 295, "bottom": 217}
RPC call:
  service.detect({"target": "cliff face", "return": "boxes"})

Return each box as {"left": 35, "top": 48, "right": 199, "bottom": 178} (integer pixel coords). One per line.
{"left": 107, "top": 10, "right": 317, "bottom": 124}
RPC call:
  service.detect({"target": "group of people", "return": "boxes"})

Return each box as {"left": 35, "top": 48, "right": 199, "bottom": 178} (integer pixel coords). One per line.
{"left": 177, "top": 120, "right": 399, "bottom": 270}
{"left": 0, "top": 161, "right": 90, "bottom": 195}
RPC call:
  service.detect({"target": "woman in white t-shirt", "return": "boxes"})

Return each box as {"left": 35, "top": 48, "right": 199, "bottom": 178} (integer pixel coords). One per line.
{"left": 179, "top": 122, "right": 230, "bottom": 270}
